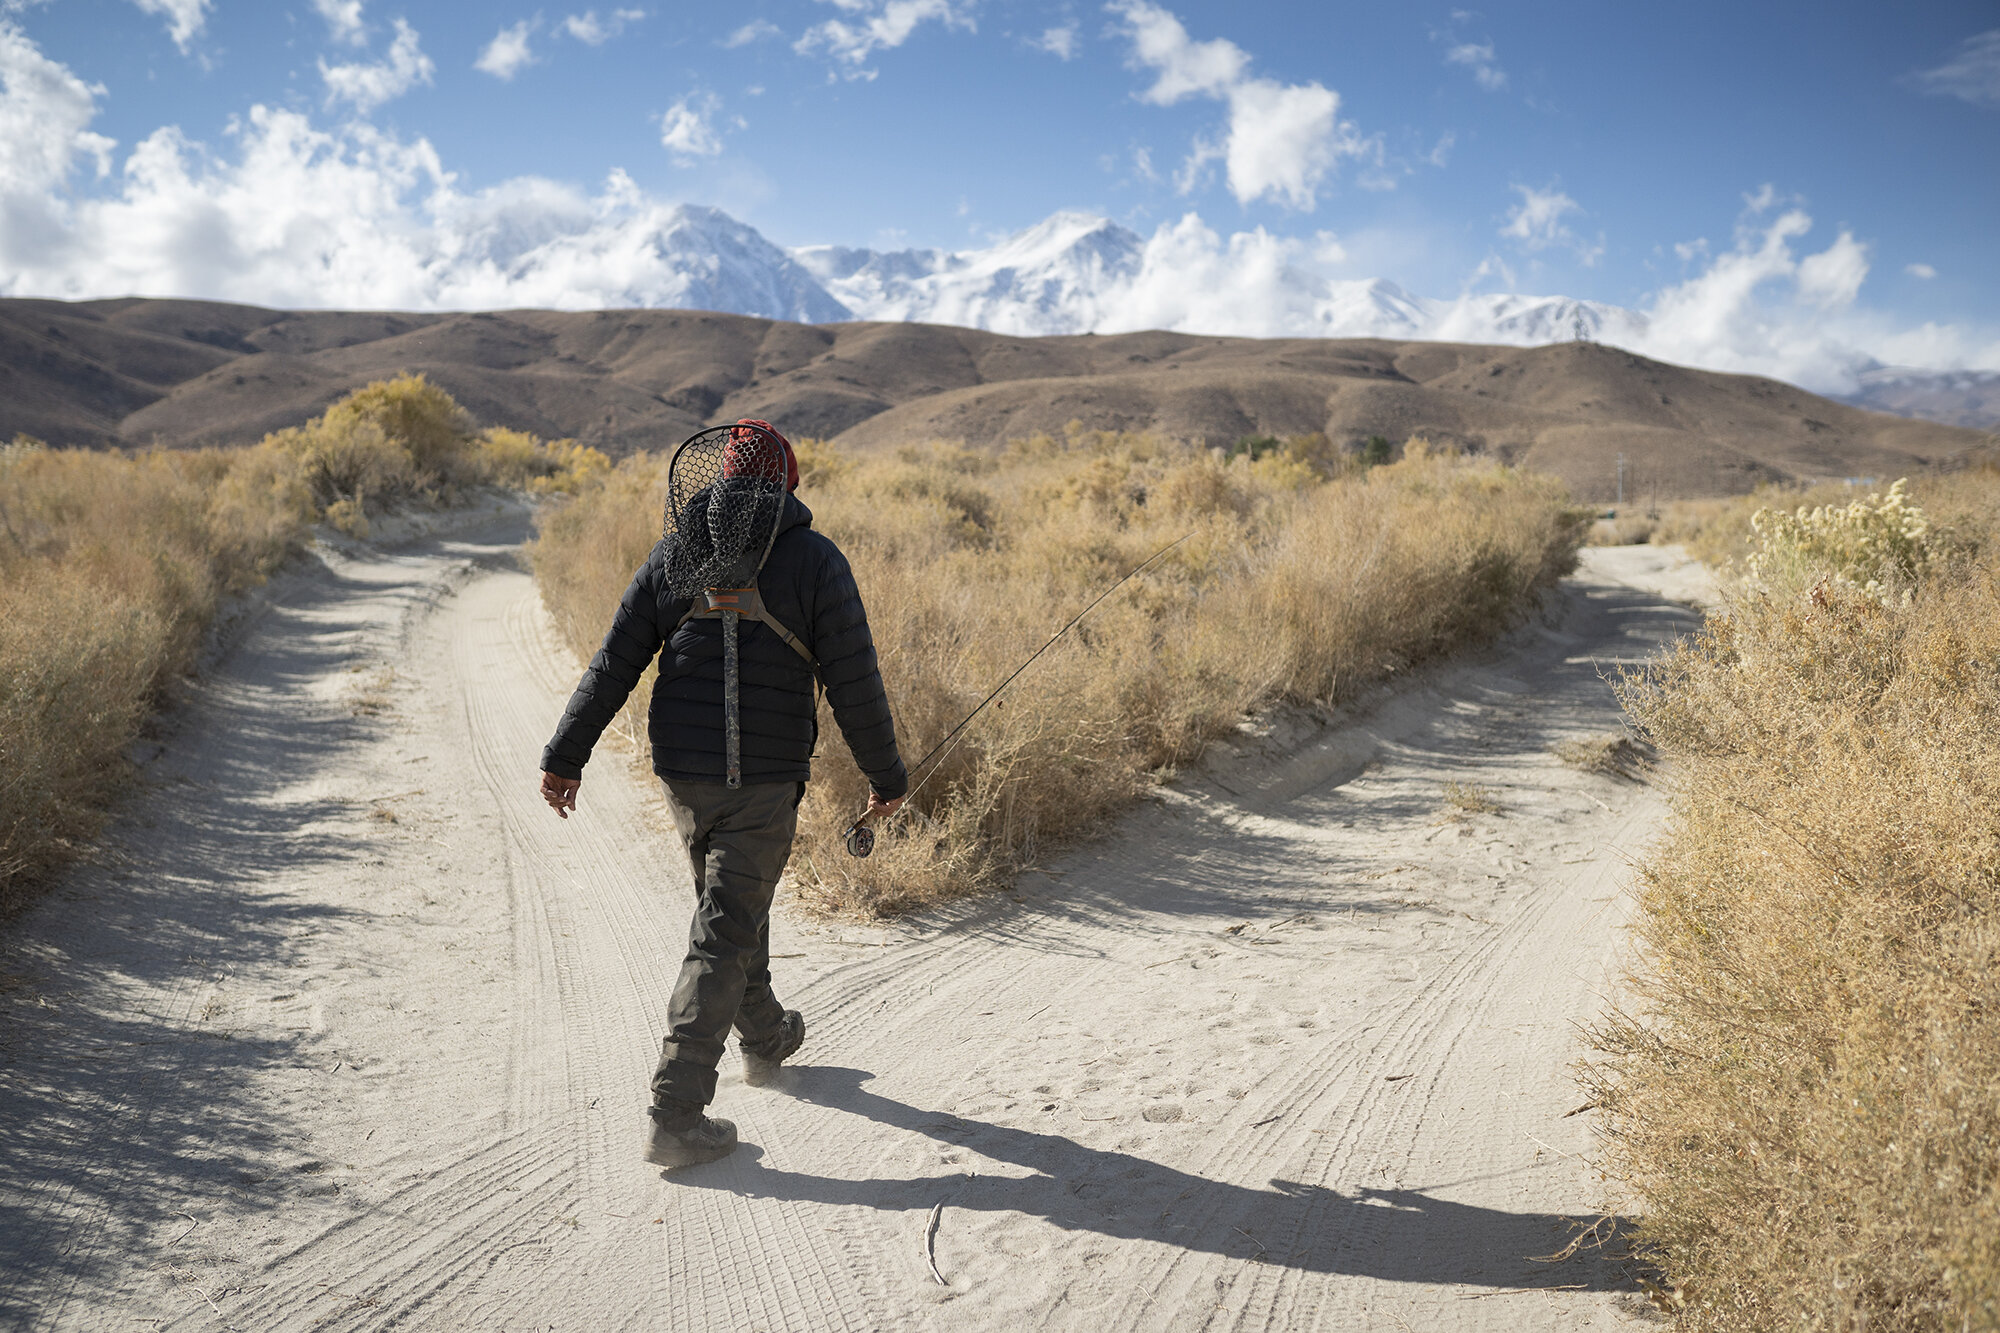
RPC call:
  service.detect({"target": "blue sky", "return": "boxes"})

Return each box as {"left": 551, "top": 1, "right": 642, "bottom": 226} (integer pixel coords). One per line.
{"left": 1, "top": 0, "right": 1995, "bottom": 373}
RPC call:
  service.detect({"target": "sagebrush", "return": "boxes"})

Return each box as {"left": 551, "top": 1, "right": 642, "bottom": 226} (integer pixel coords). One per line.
{"left": 532, "top": 427, "right": 1586, "bottom": 915}
{"left": 0, "top": 379, "right": 603, "bottom": 908}
{"left": 1588, "top": 470, "right": 2000, "bottom": 1330}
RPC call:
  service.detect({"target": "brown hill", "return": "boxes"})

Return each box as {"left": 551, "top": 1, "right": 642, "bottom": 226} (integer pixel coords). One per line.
{"left": 1, "top": 296, "right": 1983, "bottom": 501}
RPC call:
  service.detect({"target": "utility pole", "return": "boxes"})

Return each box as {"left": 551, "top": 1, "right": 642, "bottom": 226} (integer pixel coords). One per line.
{"left": 1616, "top": 453, "right": 1627, "bottom": 509}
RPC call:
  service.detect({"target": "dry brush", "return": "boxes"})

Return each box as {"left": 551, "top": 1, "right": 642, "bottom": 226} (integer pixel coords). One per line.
{"left": 0, "top": 377, "right": 604, "bottom": 910}
{"left": 1589, "top": 472, "right": 2000, "bottom": 1330}
{"left": 531, "top": 427, "right": 1586, "bottom": 915}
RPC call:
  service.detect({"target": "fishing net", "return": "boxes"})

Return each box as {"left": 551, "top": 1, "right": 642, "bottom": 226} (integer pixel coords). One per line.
{"left": 661, "top": 422, "right": 793, "bottom": 788}
{"left": 661, "top": 423, "right": 791, "bottom": 599}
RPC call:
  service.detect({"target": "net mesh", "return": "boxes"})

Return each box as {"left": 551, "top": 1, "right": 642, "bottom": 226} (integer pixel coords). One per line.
{"left": 661, "top": 423, "right": 790, "bottom": 598}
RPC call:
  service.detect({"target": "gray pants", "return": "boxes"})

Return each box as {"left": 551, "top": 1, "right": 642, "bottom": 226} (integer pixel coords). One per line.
{"left": 651, "top": 778, "right": 803, "bottom": 1107}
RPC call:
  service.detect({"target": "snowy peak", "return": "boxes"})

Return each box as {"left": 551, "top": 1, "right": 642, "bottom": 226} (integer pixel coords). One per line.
{"left": 520, "top": 202, "right": 1686, "bottom": 380}
{"left": 787, "top": 212, "right": 1643, "bottom": 350}
{"left": 796, "top": 212, "right": 1147, "bottom": 335}
{"left": 1430, "top": 293, "right": 1639, "bottom": 347}
{"left": 643, "top": 205, "right": 853, "bottom": 324}
{"left": 1833, "top": 365, "right": 2000, "bottom": 429}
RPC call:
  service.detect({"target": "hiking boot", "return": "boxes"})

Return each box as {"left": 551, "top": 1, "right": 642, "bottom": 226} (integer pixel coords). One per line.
{"left": 740, "top": 1010, "right": 805, "bottom": 1087}
{"left": 643, "top": 1102, "right": 738, "bottom": 1170}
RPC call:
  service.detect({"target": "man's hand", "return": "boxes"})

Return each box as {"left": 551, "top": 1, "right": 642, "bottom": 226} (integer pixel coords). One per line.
{"left": 865, "top": 790, "right": 905, "bottom": 819}
{"left": 540, "top": 771, "right": 581, "bottom": 819}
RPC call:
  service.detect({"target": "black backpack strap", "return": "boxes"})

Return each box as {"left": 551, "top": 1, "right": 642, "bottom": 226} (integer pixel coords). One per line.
{"left": 676, "top": 587, "right": 816, "bottom": 668}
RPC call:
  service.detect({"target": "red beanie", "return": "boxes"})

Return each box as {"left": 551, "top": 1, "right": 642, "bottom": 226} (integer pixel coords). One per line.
{"left": 728, "top": 418, "right": 798, "bottom": 491}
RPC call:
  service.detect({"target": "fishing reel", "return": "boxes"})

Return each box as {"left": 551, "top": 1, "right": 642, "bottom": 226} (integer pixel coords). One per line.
{"left": 841, "top": 805, "right": 883, "bottom": 858}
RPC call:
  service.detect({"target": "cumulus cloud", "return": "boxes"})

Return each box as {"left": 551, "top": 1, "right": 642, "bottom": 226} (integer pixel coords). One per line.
{"left": 130, "top": 0, "right": 209, "bottom": 53}
{"left": 1911, "top": 28, "right": 2000, "bottom": 106}
{"left": 1500, "top": 183, "right": 1576, "bottom": 249}
{"left": 0, "top": 26, "right": 1991, "bottom": 395}
{"left": 1618, "top": 209, "right": 1941, "bottom": 390}
{"left": 312, "top": 0, "right": 366, "bottom": 46}
{"left": 1907, "top": 262, "right": 1937, "bottom": 280}
{"left": 660, "top": 92, "right": 725, "bottom": 161}
{"left": 795, "top": 0, "right": 974, "bottom": 76}
{"left": 474, "top": 20, "right": 536, "bottom": 80}
{"left": 1444, "top": 40, "right": 1505, "bottom": 90}
{"left": 1034, "top": 24, "right": 1078, "bottom": 59}
{"left": 321, "top": 18, "right": 434, "bottom": 111}
{"left": 0, "top": 87, "right": 770, "bottom": 313}
{"left": 1499, "top": 183, "right": 1602, "bottom": 265}
{"left": 0, "top": 20, "right": 115, "bottom": 198}
{"left": 724, "top": 19, "right": 781, "bottom": 47}
{"left": 1115, "top": 0, "right": 1245, "bottom": 102}
{"left": 1110, "top": 0, "right": 1370, "bottom": 210}
{"left": 563, "top": 9, "right": 644, "bottom": 44}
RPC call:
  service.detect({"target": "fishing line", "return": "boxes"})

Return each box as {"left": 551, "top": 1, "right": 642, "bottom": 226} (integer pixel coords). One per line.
{"left": 842, "top": 530, "right": 1194, "bottom": 857}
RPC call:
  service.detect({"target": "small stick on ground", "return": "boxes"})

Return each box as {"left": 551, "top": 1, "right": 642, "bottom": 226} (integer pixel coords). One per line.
{"left": 1461, "top": 1284, "right": 1588, "bottom": 1299}
{"left": 923, "top": 1201, "right": 946, "bottom": 1285}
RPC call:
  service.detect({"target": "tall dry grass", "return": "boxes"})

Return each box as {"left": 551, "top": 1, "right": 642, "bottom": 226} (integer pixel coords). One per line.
{"left": 0, "top": 379, "right": 603, "bottom": 909}
{"left": 1587, "top": 471, "right": 2000, "bottom": 1330}
{"left": 531, "top": 428, "right": 1586, "bottom": 915}
{"left": 0, "top": 441, "right": 312, "bottom": 901}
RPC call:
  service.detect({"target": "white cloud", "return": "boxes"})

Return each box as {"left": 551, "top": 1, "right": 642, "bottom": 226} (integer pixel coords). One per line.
{"left": 1623, "top": 210, "right": 1920, "bottom": 390}
{"left": 1114, "top": 0, "right": 1245, "bottom": 102}
{"left": 1796, "top": 230, "right": 1867, "bottom": 308}
{"left": 1912, "top": 28, "right": 2000, "bottom": 106}
{"left": 1906, "top": 262, "right": 1938, "bottom": 280}
{"left": 0, "top": 83, "right": 772, "bottom": 313}
{"left": 795, "top": 0, "right": 974, "bottom": 75}
{"left": 0, "top": 20, "right": 115, "bottom": 199}
{"left": 724, "top": 18, "right": 781, "bottom": 48}
{"left": 1034, "top": 24, "right": 1078, "bottom": 59}
{"left": 1110, "top": 0, "right": 1370, "bottom": 210}
{"left": 563, "top": 9, "right": 645, "bottom": 44}
{"left": 1444, "top": 40, "right": 1505, "bottom": 90}
{"left": 312, "top": 0, "right": 366, "bottom": 46}
{"left": 1500, "top": 183, "right": 1578, "bottom": 250}
{"left": 130, "top": 0, "right": 209, "bottom": 53}
{"left": 1425, "top": 131, "right": 1454, "bottom": 168}
{"left": 1743, "top": 182, "right": 1781, "bottom": 213}
{"left": 474, "top": 20, "right": 536, "bottom": 80}
{"left": 660, "top": 92, "right": 725, "bottom": 162}
{"left": 1, "top": 23, "right": 1993, "bottom": 398}
{"left": 1499, "top": 183, "right": 1601, "bottom": 265}
{"left": 321, "top": 18, "right": 434, "bottom": 111}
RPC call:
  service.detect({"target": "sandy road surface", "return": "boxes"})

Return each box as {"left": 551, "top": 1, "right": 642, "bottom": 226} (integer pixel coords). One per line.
{"left": 0, "top": 514, "right": 1707, "bottom": 1333}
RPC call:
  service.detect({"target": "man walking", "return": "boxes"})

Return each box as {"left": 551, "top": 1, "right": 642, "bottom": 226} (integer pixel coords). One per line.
{"left": 537, "top": 419, "right": 907, "bottom": 1169}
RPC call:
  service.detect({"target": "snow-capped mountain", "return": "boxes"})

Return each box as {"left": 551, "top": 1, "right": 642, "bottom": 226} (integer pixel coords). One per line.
{"left": 789, "top": 211, "right": 1640, "bottom": 348}
{"left": 530, "top": 203, "right": 1987, "bottom": 425}
{"left": 524, "top": 204, "right": 860, "bottom": 322}
{"left": 1831, "top": 367, "right": 2000, "bottom": 430}
{"left": 794, "top": 212, "right": 1145, "bottom": 335}
{"left": 581, "top": 204, "right": 852, "bottom": 323}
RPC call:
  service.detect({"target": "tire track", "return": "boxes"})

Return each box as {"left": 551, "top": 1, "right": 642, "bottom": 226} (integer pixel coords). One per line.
{"left": 0, "top": 523, "right": 1698, "bottom": 1332}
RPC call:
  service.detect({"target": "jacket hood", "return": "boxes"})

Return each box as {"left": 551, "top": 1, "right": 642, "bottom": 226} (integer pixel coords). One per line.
{"left": 776, "top": 492, "right": 813, "bottom": 536}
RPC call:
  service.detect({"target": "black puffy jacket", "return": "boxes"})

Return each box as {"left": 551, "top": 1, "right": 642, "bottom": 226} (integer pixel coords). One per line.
{"left": 539, "top": 493, "right": 908, "bottom": 798}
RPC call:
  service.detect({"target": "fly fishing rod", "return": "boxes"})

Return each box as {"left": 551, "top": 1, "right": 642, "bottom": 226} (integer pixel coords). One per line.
{"left": 841, "top": 531, "right": 1194, "bottom": 857}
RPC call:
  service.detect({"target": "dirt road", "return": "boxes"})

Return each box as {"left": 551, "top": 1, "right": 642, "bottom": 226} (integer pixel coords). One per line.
{"left": 0, "top": 512, "right": 1706, "bottom": 1332}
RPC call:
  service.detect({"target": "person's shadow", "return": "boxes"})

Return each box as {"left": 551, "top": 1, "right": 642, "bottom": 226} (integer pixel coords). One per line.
{"left": 675, "top": 1066, "right": 1633, "bottom": 1292}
